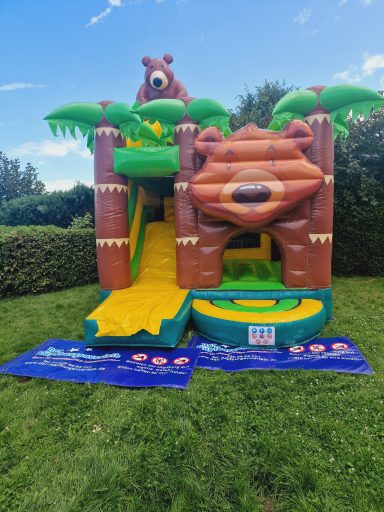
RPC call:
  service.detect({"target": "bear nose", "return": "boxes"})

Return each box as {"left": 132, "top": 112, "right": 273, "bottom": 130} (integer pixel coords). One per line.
{"left": 232, "top": 184, "right": 271, "bottom": 204}
{"left": 153, "top": 77, "right": 163, "bottom": 88}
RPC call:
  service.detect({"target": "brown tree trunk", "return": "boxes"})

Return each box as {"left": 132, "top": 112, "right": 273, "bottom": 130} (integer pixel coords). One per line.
{"left": 174, "top": 98, "right": 203, "bottom": 288}
{"left": 304, "top": 86, "right": 334, "bottom": 288}
{"left": 94, "top": 101, "right": 131, "bottom": 290}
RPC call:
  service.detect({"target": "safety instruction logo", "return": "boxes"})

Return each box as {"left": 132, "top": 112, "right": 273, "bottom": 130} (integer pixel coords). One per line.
{"left": 131, "top": 353, "right": 149, "bottom": 362}
{"left": 151, "top": 356, "right": 168, "bottom": 366}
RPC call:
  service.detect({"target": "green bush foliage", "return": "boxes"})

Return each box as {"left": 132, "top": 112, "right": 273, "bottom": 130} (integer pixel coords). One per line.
{"left": 69, "top": 212, "right": 94, "bottom": 229}
{"left": 0, "top": 183, "right": 94, "bottom": 228}
{"left": 333, "top": 106, "right": 384, "bottom": 275}
{"left": 0, "top": 226, "right": 97, "bottom": 297}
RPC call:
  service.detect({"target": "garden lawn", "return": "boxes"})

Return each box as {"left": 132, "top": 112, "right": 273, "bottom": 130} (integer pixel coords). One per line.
{"left": 0, "top": 276, "right": 383, "bottom": 512}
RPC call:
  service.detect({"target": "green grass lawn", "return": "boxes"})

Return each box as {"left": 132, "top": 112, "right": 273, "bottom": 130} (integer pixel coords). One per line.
{"left": 0, "top": 277, "right": 383, "bottom": 512}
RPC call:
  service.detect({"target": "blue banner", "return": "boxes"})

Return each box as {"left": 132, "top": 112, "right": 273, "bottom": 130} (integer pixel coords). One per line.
{"left": 188, "top": 336, "right": 373, "bottom": 374}
{"left": 0, "top": 340, "right": 200, "bottom": 389}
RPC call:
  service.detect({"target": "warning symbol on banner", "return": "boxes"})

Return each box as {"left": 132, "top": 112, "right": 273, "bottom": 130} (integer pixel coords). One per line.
{"left": 309, "top": 344, "right": 326, "bottom": 353}
{"left": 151, "top": 356, "right": 168, "bottom": 366}
{"left": 172, "top": 357, "right": 190, "bottom": 365}
{"left": 331, "top": 342, "right": 349, "bottom": 351}
{"left": 131, "top": 353, "right": 148, "bottom": 362}
{"left": 288, "top": 346, "right": 305, "bottom": 354}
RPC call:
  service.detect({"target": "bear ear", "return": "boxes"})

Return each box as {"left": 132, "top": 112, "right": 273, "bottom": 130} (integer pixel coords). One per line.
{"left": 142, "top": 56, "right": 151, "bottom": 67}
{"left": 195, "top": 127, "right": 224, "bottom": 156}
{"left": 163, "top": 54, "right": 173, "bottom": 64}
{"left": 283, "top": 120, "right": 314, "bottom": 150}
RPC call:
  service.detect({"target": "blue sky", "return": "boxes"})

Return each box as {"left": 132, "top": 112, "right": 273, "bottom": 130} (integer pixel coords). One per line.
{"left": 1, "top": 0, "right": 383, "bottom": 191}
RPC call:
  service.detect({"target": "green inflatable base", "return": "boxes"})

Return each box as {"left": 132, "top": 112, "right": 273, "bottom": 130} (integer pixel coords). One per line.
{"left": 192, "top": 299, "right": 327, "bottom": 349}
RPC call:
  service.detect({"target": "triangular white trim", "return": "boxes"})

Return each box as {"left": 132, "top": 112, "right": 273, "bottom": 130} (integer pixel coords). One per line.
{"left": 96, "top": 238, "right": 130, "bottom": 248}
{"left": 176, "top": 237, "right": 199, "bottom": 246}
{"left": 304, "top": 113, "right": 331, "bottom": 125}
{"left": 174, "top": 182, "right": 189, "bottom": 192}
{"left": 324, "top": 175, "right": 334, "bottom": 185}
{"left": 309, "top": 233, "right": 333, "bottom": 244}
{"left": 95, "top": 184, "right": 128, "bottom": 193}
{"left": 175, "top": 123, "right": 200, "bottom": 133}
{"left": 95, "top": 127, "right": 121, "bottom": 138}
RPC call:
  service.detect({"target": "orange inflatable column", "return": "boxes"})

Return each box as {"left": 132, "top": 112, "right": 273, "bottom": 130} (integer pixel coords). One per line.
{"left": 174, "top": 99, "right": 202, "bottom": 289}
{"left": 94, "top": 101, "right": 132, "bottom": 290}
{"left": 304, "top": 86, "right": 334, "bottom": 288}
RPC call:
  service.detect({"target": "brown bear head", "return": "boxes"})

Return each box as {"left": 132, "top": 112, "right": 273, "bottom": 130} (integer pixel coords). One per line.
{"left": 142, "top": 54, "right": 175, "bottom": 93}
{"left": 190, "top": 120, "right": 323, "bottom": 228}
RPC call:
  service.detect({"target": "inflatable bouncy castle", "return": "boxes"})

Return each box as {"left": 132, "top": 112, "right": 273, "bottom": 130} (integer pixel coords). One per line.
{"left": 45, "top": 54, "right": 384, "bottom": 348}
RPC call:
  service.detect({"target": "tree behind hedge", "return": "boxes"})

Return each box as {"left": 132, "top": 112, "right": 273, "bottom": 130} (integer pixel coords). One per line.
{"left": 0, "top": 151, "right": 46, "bottom": 202}
{"left": 0, "top": 183, "right": 94, "bottom": 228}
{"left": 230, "top": 80, "right": 295, "bottom": 130}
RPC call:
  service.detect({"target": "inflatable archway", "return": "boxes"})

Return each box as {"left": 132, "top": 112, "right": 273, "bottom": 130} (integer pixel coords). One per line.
{"left": 45, "top": 54, "right": 384, "bottom": 348}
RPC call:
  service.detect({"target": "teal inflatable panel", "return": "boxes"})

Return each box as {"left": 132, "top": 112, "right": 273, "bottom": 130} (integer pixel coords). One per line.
{"left": 192, "top": 298, "right": 327, "bottom": 349}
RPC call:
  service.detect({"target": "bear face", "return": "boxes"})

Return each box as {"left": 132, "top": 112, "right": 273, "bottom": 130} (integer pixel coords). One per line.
{"left": 190, "top": 121, "right": 323, "bottom": 228}
{"left": 142, "top": 54, "right": 175, "bottom": 93}
{"left": 136, "top": 54, "right": 188, "bottom": 103}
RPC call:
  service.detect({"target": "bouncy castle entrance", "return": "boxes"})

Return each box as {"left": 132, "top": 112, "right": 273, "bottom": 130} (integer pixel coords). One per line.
{"left": 221, "top": 232, "right": 283, "bottom": 291}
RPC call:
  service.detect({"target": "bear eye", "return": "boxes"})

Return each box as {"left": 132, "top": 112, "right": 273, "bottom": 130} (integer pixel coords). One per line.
{"left": 225, "top": 149, "right": 237, "bottom": 163}
{"left": 150, "top": 65, "right": 154, "bottom": 69}
{"left": 161, "top": 64, "right": 164, "bottom": 68}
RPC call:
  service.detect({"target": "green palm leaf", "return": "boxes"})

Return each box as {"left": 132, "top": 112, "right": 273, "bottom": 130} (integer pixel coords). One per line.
{"left": 44, "top": 102, "right": 103, "bottom": 153}
{"left": 104, "top": 102, "right": 142, "bottom": 126}
{"left": 272, "top": 89, "right": 318, "bottom": 117}
{"left": 269, "top": 85, "right": 384, "bottom": 139}
{"left": 268, "top": 90, "right": 318, "bottom": 131}
{"left": 319, "top": 84, "right": 383, "bottom": 112}
{"left": 187, "top": 98, "right": 232, "bottom": 136}
{"left": 134, "top": 99, "right": 186, "bottom": 124}
{"left": 104, "top": 102, "right": 143, "bottom": 142}
{"left": 320, "top": 84, "right": 384, "bottom": 138}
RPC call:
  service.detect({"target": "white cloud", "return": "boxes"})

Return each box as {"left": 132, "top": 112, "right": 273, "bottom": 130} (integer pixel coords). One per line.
{"left": 361, "top": 0, "right": 373, "bottom": 5}
{"left": 44, "top": 179, "right": 93, "bottom": 192}
{"left": 293, "top": 8, "right": 311, "bottom": 25}
{"left": 9, "top": 139, "right": 92, "bottom": 159}
{"left": 339, "top": 0, "right": 348, "bottom": 6}
{"left": 362, "top": 53, "right": 384, "bottom": 76}
{"left": 86, "top": 0, "right": 123, "bottom": 27}
{"left": 86, "top": 7, "right": 112, "bottom": 27}
{"left": 334, "top": 53, "right": 384, "bottom": 84}
{"left": 334, "top": 65, "right": 362, "bottom": 83}
{"left": 0, "top": 82, "right": 45, "bottom": 92}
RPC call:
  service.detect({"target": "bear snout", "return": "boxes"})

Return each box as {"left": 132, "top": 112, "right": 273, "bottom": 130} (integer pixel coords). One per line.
{"left": 232, "top": 183, "right": 271, "bottom": 205}
{"left": 150, "top": 71, "right": 168, "bottom": 90}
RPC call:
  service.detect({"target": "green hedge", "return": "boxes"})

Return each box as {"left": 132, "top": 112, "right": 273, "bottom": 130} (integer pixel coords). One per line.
{"left": 0, "top": 184, "right": 94, "bottom": 228}
{"left": 0, "top": 226, "right": 97, "bottom": 298}
{"left": 333, "top": 205, "right": 384, "bottom": 276}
